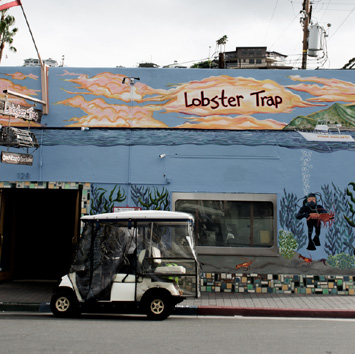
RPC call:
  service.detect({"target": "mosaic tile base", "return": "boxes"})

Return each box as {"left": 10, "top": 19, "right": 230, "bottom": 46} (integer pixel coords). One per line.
{"left": 200, "top": 273, "right": 355, "bottom": 295}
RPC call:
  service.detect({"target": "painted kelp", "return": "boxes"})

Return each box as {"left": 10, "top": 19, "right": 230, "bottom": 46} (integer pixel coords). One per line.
{"left": 278, "top": 229, "right": 298, "bottom": 259}
{"left": 90, "top": 184, "right": 170, "bottom": 214}
{"left": 279, "top": 189, "right": 306, "bottom": 250}
{"left": 345, "top": 183, "right": 355, "bottom": 228}
{"left": 90, "top": 185, "right": 127, "bottom": 215}
{"left": 131, "top": 186, "right": 170, "bottom": 210}
{"left": 322, "top": 183, "right": 355, "bottom": 256}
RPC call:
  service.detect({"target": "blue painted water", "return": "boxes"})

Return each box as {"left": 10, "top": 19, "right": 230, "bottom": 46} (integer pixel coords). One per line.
{"left": 32, "top": 129, "right": 355, "bottom": 153}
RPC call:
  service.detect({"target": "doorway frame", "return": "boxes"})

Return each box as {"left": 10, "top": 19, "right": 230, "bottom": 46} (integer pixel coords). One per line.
{"left": 0, "top": 181, "right": 91, "bottom": 282}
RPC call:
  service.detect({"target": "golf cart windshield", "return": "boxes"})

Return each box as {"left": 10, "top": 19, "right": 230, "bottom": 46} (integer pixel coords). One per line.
{"left": 70, "top": 211, "right": 198, "bottom": 301}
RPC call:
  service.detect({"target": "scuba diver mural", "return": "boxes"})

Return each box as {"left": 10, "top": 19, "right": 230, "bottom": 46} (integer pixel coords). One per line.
{"left": 296, "top": 193, "right": 334, "bottom": 251}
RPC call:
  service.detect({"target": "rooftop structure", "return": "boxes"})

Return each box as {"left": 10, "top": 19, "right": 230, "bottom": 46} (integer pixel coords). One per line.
{"left": 224, "top": 46, "right": 293, "bottom": 69}
{"left": 23, "top": 58, "right": 59, "bottom": 67}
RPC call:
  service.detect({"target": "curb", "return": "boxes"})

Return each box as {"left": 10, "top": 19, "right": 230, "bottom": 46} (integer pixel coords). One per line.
{"left": 196, "top": 306, "right": 355, "bottom": 319}
{"left": 0, "top": 303, "right": 49, "bottom": 313}
{"left": 1, "top": 303, "right": 355, "bottom": 319}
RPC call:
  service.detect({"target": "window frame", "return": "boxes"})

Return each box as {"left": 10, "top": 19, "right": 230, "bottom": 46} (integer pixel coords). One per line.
{"left": 172, "top": 192, "right": 278, "bottom": 257}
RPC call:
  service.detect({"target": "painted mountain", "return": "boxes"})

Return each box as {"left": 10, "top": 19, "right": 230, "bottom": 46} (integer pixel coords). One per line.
{"left": 284, "top": 103, "right": 355, "bottom": 131}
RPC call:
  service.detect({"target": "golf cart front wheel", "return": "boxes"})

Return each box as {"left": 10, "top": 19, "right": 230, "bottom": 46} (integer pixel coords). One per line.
{"left": 50, "top": 289, "right": 80, "bottom": 318}
{"left": 145, "top": 293, "right": 172, "bottom": 321}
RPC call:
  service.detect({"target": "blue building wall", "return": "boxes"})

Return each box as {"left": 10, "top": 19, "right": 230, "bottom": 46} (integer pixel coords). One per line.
{"left": 1, "top": 66, "right": 355, "bottom": 292}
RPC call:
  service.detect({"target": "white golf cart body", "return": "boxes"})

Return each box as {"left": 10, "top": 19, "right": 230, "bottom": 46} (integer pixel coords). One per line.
{"left": 51, "top": 210, "right": 199, "bottom": 320}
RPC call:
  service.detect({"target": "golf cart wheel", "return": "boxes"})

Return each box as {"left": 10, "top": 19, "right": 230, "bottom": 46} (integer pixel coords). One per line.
{"left": 144, "top": 293, "right": 172, "bottom": 321}
{"left": 50, "top": 289, "right": 80, "bottom": 318}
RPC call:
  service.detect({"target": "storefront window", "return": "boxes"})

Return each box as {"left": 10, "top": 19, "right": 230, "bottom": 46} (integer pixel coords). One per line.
{"left": 173, "top": 193, "right": 277, "bottom": 256}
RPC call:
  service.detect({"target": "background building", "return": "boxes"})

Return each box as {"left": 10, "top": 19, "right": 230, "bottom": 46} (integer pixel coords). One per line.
{"left": 224, "top": 46, "right": 293, "bottom": 69}
{"left": 23, "top": 57, "right": 59, "bottom": 67}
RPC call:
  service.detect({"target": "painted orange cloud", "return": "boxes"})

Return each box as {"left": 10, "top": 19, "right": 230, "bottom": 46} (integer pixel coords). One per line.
{"left": 5, "top": 72, "right": 38, "bottom": 81}
{"left": 176, "top": 115, "right": 287, "bottom": 130}
{"left": 60, "top": 95, "right": 167, "bottom": 128}
{"left": 61, "top": 71, "right": 165, "bottom": 103}
{"left": 287, "top": 76, "right": 355, "bottom": 102}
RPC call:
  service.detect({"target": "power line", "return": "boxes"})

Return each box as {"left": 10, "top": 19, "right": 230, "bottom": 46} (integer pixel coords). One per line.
{"left": 268, "top": 13, "right": 300, "bottom": 51}
{"left": 163, "top": 57, "right": 211, "bottom": 68}
{"left": 328, "top": 4, "right": 355, "bottom": 40}
{"left": 263, "top": 0, "right": 279, "bottom": 43}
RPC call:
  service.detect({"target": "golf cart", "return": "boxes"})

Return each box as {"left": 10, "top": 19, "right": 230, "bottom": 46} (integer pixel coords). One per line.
{"left": 51, "top": 210, "right": 200, "bottom": 320}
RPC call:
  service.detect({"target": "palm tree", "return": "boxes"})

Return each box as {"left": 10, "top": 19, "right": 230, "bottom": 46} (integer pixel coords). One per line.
{"left": 0, "top": 10, "right": 18, "bottom": 64}
{"left": 216, "top": 35, "right": 228, "bottom": 53}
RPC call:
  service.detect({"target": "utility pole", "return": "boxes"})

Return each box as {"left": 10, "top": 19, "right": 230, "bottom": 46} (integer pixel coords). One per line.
{"left": 301, "top": 0, "right": 312, "bottom": 69}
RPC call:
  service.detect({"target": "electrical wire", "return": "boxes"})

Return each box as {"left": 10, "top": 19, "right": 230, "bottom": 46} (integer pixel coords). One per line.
{"left": 263, "top": 0, "right": 279, "bottom": 44}
{"left": 318, "top": 0, "right": 331, "bottom": 22}
{"left": 268, "top": 12, "right": 300, "bottom": 51}
{"left": 328, "top": 4, "right": 355, "bottom": 40}
{"left": 163, "top": 57, "right": 211, "bottom": 68}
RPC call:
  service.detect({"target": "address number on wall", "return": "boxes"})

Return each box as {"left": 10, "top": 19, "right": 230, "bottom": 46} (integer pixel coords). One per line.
{"left": 17, "top": 173, "right": 31, "bottom": 180}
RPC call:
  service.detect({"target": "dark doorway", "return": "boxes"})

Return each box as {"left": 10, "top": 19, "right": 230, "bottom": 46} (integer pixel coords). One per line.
{"left": 0, "top": 188, "right": 80, "bottom": 280}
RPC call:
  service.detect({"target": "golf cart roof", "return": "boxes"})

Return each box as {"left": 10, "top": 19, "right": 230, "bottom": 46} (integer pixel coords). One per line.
{"left": 81, "top": 210, "right": 194, "bottom": 222}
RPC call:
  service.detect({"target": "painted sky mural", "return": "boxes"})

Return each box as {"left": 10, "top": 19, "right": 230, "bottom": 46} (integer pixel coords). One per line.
{"left": 0, "top": 68, "right": 354, "bottom": 130}
{"left": 0, "top": 71, "right": 42, "bottom": 127}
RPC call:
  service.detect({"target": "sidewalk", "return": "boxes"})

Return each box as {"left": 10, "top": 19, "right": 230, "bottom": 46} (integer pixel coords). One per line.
{"left": 1, "top": 281, "right": 355, "bottom": 318}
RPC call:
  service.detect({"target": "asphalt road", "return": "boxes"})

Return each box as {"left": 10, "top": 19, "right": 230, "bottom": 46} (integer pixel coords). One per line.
{"left": 1, "top": 313, "right": 355, "bottom": 353}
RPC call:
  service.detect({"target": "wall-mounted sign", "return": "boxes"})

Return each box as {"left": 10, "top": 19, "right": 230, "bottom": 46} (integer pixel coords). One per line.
{"left": 1, "top": 151, "right": 33, "bottom": 165}
{"left": 0, "top": 100, "right": 42, "bottom": 123}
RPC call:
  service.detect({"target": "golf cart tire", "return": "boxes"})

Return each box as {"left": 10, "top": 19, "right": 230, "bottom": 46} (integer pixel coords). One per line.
{"left": 50, "top": 288, "right": 80, "bottom": 318}
{"left": 142, "top": 291, "right": 172, "bottom": 321}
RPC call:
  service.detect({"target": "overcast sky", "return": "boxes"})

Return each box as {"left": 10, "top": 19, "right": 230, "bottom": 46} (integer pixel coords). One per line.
{"left": 1, "top": 0, "right": 354, "bottom": 69}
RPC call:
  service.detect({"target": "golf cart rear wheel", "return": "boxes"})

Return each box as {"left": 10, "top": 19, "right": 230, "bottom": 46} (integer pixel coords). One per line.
{"left": 50, "top": 289, "right": 80, "bottom": 318}
{"left": 144, "top": 293, "right": 172, "bottom": 321}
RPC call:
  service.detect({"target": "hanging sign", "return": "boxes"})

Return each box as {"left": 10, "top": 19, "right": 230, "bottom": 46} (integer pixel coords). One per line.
{"left": 0, "top": 126, "right": 39, "bottom": 149}
{"left": 0, "top": 100, "right": 42, "bottom": 123}
{"left": 1, "top": 151, "right": 33, "bottom": 165}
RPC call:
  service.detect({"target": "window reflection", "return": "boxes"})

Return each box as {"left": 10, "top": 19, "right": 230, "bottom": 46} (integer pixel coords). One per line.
{"left": 175, "top": 199, "right": 274, "bottom": 248}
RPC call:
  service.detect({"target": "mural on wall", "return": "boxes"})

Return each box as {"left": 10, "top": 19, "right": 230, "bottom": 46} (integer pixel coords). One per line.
{"left": 0, "top": 68, "right": 354, "bottom": 132}
{"left": 90, "top": 184, "right": 170, "bottom": 215}
{"left": 1, "top": 67, "right": 355, "bottom": 278}
{"left": 90, "top": 185, "right": 127, "bottom": 215}
{"left": 295, "top": 192, "right": 334, "bottom": 251}
{"left": 279, "top": 183, "right": 355, "bottom": 270}
{"left": 54, "top": 71, "right": 355, "bottom": 131}
{"left": 131, "top": 185, "right": 170, "bottom": 211}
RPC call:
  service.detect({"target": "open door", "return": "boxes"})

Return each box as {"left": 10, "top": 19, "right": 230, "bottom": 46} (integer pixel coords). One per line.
{"left": 0, "top": 188, "right": 81, "bottom": 281}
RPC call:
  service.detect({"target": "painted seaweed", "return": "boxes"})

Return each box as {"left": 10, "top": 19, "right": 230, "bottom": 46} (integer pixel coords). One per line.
{"left": 279, "top": 189, "right": 306, "bottom": 250}
{"left": 345, "top": 182, "right": 355, "bottom": 228}
{"left": 131, "top": 185, "right": 170, "bottom": 210}
{"left": 90, "top": 185, "right": 126, "bottom": 214}
{"left": 323, "top": 183, "right": 355, "bottom": 256}
{"left": 279, "top": 229, "right": 298, "bottom": 259}
{"left": 328, "top": 253, "right": 355, "bottom": 269}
